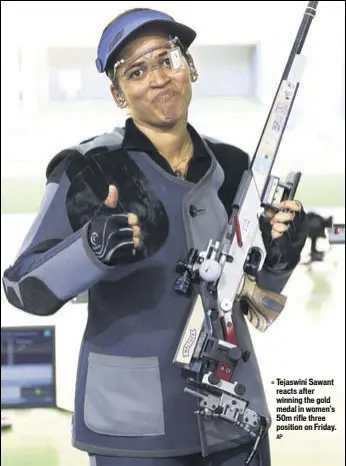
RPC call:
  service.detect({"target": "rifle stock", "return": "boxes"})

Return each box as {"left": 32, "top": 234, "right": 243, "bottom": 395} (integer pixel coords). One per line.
{"left": 238, "top": 273, "right": 287, "bottom": 332}
{"left": 173, "top": 4, "right": 320, "bottom": 461}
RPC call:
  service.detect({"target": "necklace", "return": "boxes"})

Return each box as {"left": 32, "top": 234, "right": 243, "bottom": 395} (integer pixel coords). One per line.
{"left": 172, "top": 154, "right": 191, "bottom": 179}
{"left": 170, "top": 139, "right": 193, "bottom": 179}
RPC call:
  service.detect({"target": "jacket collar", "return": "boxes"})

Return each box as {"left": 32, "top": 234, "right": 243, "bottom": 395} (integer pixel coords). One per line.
{"left": 121, "top": 118, "right": 208, "bottom": 160}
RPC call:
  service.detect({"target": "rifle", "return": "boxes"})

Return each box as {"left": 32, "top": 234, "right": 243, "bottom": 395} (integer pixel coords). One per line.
{"left": 173, "top": 2, "right": 319, "bottom": 464}
{"left": 305, "top": 213, "right": 344, "bottom": 262}
{"left": 327, "top": 224, "right": 345, "bottom": 244}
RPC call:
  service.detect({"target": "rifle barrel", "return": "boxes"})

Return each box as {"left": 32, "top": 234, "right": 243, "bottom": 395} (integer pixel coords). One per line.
{"left": 281, "top": 1, "right": 319, "bottom": 80}
{"left": 250, "top": 1, "right": 319, "bottom": 198}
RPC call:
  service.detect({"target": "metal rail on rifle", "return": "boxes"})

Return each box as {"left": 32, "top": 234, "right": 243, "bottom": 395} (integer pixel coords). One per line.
{"left": 173, "top": 2, "right": 319, "bottom": 465}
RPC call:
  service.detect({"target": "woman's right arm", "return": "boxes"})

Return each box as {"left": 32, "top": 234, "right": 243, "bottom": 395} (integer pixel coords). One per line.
{"left": 2, "top": 149, "right": 114, "bottom": 316}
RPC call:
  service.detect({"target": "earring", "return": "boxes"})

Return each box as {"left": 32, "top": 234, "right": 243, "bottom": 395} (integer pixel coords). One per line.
{"left": 116, "top": 92, "right": 127, "bottom": 108}
{"left": 186, "top": 53, "right": 198, "bottom": 82}
{"left": 117, "top": 94, "right": 126, "bottom": 106}
{"left": 190, "top": 65, "right": 198, "bottom": 82}
{"left": 111, "top": 85, "right": 126, "bottom": 108}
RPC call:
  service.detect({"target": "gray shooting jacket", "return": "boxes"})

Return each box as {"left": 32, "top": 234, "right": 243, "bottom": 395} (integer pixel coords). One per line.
{"left": 2, "top": 127, "right": 293, "bottom": 461}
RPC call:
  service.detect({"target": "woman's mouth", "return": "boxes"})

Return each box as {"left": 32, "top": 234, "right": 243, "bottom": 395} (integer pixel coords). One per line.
{"left": 152, "top": 89, "right": 176, "bottom": 103}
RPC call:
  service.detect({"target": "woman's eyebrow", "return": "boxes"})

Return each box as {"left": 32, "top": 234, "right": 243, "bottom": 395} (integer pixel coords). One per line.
{"left": 123, "top": 60, "right": 147, "bottom": 74}
{"left": 156, "top": 50, "right": 169, "bottom": 58}
{"left": 124, "top": 50, "right": 170, "bottom": 74}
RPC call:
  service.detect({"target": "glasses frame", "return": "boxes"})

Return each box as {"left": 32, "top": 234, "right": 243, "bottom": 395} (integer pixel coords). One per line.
{"left": 113, "top": 36, "right": 185, "bottom": 80}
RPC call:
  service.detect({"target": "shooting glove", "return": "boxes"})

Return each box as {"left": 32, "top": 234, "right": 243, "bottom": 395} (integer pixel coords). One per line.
{"left": 260, "top": 207, "right": 307, "bottom": 270}
{"left": 87, "top": 213, "right": 137, "bottom": 266}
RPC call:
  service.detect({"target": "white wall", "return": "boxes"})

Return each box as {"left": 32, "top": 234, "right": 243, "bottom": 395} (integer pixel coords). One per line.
{"left": 1, "top": 2, "right": 344, "bottom": 177}
{"left": 1, "top": 2, "right": 345, "bottom": 110}
{"left": 191, "top": 45, "right": 256, "bottom": 98}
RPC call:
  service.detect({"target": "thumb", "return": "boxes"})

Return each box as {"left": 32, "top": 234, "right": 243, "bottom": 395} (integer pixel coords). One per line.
{"left": 104, "top": 185, "right": 118, "bottom": 208}
{"left": 263, "top": 208, "right": 276, "bottom": 219}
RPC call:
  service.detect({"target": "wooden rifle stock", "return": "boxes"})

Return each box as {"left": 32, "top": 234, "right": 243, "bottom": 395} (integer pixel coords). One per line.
{"left": 237, "top": 274, "right": 287, "bottom": 332}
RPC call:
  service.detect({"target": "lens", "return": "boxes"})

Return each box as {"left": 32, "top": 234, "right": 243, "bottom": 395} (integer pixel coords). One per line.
{"left": 114, "top": 38, "right": 185, "bottom": 81}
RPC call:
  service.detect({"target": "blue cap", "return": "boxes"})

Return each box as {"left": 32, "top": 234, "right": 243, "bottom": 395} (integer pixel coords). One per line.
{"left": 95, "top": 9, "right": 196, "bottom": 73}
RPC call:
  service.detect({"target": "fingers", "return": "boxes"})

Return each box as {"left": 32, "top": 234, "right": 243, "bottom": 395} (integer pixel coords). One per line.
{"left": 263, "top": 208, "right": 276, "bottom": 219}
{"left": 103, "top": 185, "right": 140, "bottom": 249}
{"left": 132, "top": 225, "right": 141, "bottom": 249}
{"left": 117, "top": 222, "right": 141, "bottom": 248}
{"left": 271, "top": 222, "right": 289, "bottom": 238}
{"left": 269, "top": 200, "right": 303, "bottom": 239}
{"left": 104, "top": 185, "right": 139, "bottom": 225}
{"left": 128, "top": 213, "right": 138, "bottom": 226}
{"left": 270, "top": 209, "right": 295, "bottom": 239}
{"left": 104, "top": 185, "right": 119, "bottom": 208}
{"left": 124, "top": 216, "right": 140, "bottom": 247}
{"left": 264, "top": 200, "right": 302, "bottom": 218}
{"left": 271, "top": 211, "right": 295, "bottom": 224}
{"left": 280, "top": 200, "right": 302, "bottom": 212}
{"left": 132, "top": 225, "right": 140, "bottom": 238}
{"left": 271, "top": 229, "right": 284, "bottom": 239}
{"left": 271, "top": 212, "right": 292, "bottom": 239}
{"left": 262, "top": 199, "right": 304, "bottom": 240}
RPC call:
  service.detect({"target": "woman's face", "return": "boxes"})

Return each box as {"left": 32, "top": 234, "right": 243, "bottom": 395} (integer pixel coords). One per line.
{"left": 113, "top": 32, "right": 194, "bottom": 129}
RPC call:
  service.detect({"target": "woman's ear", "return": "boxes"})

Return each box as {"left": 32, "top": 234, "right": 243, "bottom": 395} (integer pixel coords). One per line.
{"left": 186, "top": 52, "right": 198, "bottom": 83}
{"left": 110, "top": 84, "right": 127, "bottom": 108}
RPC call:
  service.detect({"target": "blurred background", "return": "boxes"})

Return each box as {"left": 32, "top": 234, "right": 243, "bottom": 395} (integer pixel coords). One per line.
{"left": 1, "top": 1, "right": 345, "bottom": 466}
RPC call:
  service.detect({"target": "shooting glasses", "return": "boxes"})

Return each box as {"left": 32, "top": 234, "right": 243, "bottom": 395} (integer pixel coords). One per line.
{"left": 113, "top": 37, "right": 185, "bottom": 81}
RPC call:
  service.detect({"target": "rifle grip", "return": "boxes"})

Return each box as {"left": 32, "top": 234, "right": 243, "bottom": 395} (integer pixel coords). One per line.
{"left": 238, "top": 274, "right": 287, "bottom": 332}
